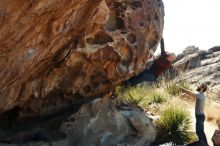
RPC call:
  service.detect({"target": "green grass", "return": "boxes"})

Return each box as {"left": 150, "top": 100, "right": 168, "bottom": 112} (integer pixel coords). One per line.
{"left": 149, "top": 92, "right": 168, "bottom": 104}
{"left": 115, "top": 85, "right": 127, "bottom": 96}
{"left": 156, "top": 106, "right": 192, "bottom": 145}
{"left": 115, "top": 85, "right": 169, "bottom": 106}
{"left": 115, "top": 85, "right": 148, "bottom": 106}
{"left": 163, "top": 79, "right": 191, "bottom": 96}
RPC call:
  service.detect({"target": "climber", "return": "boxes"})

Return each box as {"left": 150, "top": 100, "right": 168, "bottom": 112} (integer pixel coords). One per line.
{"left": 178, "top": 83, "right": 208, "bottom": 145}
{"left": 126, "top": 37, "right": 176, "bottom": 86}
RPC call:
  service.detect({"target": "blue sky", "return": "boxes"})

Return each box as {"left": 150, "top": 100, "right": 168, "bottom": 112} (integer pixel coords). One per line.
{"left": 157, "top": 0, "right": 220, "bottom": 54}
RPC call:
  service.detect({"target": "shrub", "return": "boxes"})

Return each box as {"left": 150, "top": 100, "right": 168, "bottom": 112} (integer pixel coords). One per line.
{"left": 149, "top": 92, "right": 167, "bottom": 104}
{"left": 217, "top": 118, "right": 220, "bottom": 129}
{"left": 163, "top": 79, "right": 191, "bottom": 96}
{"left": 115, "top": 85, "right": 148, "bottom": 106}
{"left": 207, "top": 88, "right": 220, "bottom": 103}
{"left": 115, "top": 85, "right": 127, "bottom": 96}
{"left": 156, "top": 106, "right": 192, "bottom": 144}
{"left": 206, "top": 89, "right": 220, "bottom": 125}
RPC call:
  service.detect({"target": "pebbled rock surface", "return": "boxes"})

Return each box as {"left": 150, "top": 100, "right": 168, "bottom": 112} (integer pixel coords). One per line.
{"left": 174, "top": 46, "right": 220, "bottom": 88}
{"left": 0, "top": 0, "right": 164, "bottom": 115}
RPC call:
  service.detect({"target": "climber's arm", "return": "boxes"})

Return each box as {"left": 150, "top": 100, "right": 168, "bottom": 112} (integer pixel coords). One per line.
{"left": 177, "top": 85, "right": 196, "bottom": 100}
{"left": 160, "top": 37, "right": 166, "bottom": 56}
{"left": 149, "top": 37, "right": 166, "bottom": 60}
{"left": 148, "top": 37, "right": 170, "bottom": 63}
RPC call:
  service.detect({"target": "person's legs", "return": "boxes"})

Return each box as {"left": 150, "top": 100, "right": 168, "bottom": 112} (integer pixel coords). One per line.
{"left": 126, "top": 69, "right": 156, "bottom": 86}
{"left": 196, "top": 114, "right": 208, "bottom": 144}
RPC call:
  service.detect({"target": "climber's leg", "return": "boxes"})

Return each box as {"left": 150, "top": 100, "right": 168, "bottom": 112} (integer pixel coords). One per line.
{"left": 125, "top": 69, "right": 156, "bottom": 86}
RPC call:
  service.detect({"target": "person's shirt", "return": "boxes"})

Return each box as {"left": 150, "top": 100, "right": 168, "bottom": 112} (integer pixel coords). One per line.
{"left": 194, "top": 91, "right": 206, "bottom": 115}
{"left": 149, "top": 56, "right": 172, "bottom": 78}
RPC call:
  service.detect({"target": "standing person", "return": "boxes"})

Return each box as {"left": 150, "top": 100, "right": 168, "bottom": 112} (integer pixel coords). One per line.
{"left": 178, "top": 83, "right": 208, "bottom": 145}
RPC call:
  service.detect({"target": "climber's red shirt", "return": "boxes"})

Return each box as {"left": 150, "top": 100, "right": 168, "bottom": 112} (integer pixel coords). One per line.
{"left": 149, "top": 56, "right": 172, "bottom": 78}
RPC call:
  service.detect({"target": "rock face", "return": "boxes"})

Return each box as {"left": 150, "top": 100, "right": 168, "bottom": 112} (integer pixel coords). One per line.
{"left": 174, "top": 46, "right": 220, "bottom": 88}
{"left": 0, "top": 0, "right": 164, "bottom": 114}
{"left": 61, "top": 96, "right": 156, "bottom": 146}
{"left": 0, "top": 96, "right": 156, "bottom": 146}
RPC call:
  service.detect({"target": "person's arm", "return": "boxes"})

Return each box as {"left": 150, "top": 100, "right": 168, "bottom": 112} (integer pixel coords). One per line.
{"left": 177, "top": 85, "right": 196, "bottom": 99}
{"left": 160, "top": 37, "right": 166, "bottom": 56}
{"left": 149, "top": 37, "right": 166, "bottom": 60}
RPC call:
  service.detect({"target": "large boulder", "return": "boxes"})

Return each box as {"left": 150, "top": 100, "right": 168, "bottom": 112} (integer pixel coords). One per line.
{"left": 0, "top": 96, "right": 156, "bottom": 146}
{"left": 61, "top": 96, "right": 156, "bottom": 146}
{"left": 0, "top": 0, "right": 164, "bottom": 114}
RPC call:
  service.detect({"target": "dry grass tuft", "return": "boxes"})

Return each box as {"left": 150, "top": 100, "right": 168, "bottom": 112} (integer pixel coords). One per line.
{"left": 205, "top": 102, "right": 220, "bottom": 125}
{"left": 205, "top": 88, "right": 220, "bottom": 126}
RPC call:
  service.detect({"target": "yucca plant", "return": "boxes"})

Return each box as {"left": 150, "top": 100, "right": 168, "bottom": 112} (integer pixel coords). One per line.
{"left": 156, "top": 106, "right": 192, "bottom": 144}
{"left": 116, "top": 85, "right": 148, "bottom": 106}
{"left": 115, "top": 85, "right": 127, "bottom": 97}
{"left": 163, "top": 79, "right": 191, "bottom": 96}
{"left": 149, "top": 92, "right": 167, "bottom": 104}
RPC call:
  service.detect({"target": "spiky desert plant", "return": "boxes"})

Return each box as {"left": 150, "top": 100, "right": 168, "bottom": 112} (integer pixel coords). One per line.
{"left": 163, "top": 79, "right": 191, "bottom": 96}
{"left": 156, "top": 106, "right": 192, "bottom": 144}
{"left": 116, "top": 85, "right": 148, "bottom": 106}
{"left": 149, "top": 92, "right": 168, "bottom": 104}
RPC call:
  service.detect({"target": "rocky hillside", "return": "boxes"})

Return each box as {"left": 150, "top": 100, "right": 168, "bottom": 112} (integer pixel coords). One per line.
{"left": 174, "top": 46, "right": 220, "bottom": 89}
{"left": 0, "top": 0, "right": 164, "bottom": 145}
